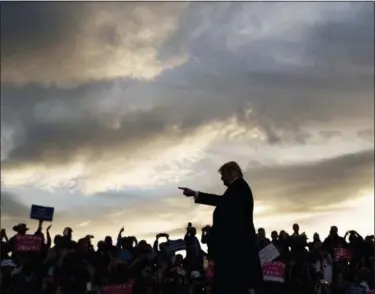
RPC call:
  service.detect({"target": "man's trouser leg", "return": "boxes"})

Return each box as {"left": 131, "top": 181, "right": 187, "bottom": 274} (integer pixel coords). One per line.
{"left": 213, "top": 269, "right": 248, "bottom": 294}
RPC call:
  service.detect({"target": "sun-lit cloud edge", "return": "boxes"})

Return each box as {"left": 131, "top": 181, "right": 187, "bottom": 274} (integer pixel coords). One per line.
{"left": 1, "top": 188, "right": 373, "bottom": 248}
{"left": 2, "top": 114, "right": 373, "bottom": 196}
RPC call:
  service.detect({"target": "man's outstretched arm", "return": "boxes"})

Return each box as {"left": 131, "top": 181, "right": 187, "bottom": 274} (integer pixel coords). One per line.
{"left": 179, "top": 187, "right": 221, "bottom": 207}
{"left": 194, "top": 192, "right": 221, "bottom": 207}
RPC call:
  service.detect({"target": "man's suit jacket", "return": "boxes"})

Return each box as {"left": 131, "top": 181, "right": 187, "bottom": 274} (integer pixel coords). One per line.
{"left": 195, "top": 177, "right": 263, "bottom": 288}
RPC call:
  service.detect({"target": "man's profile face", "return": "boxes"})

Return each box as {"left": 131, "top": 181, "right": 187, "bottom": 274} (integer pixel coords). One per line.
{"left": 220, "top": 170, "right": 233, "bottom": 187}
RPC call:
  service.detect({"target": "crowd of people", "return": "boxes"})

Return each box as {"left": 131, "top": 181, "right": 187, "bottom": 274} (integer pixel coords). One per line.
{"left": 0, "top": 220, "right": 374, "bottom": 294}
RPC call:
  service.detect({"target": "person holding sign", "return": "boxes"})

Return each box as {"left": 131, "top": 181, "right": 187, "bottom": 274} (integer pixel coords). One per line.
{"left": 179, "top": 161, "right": 263, "bottom": 294}
{"left": 6, "top": 220, "right": 46, "bottom": 264}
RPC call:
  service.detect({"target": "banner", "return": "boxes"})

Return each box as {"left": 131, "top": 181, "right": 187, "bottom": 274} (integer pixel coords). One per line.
{"left": 15, "top": 235, "right": 43, "bottom": 252}
{"left": 101, "top": 280, "right": 134, "bottom": 294}
{"left": 333, "top": 248, "right": 351, "bottom": 261}
{"left": 259, "top": 243, "right": 280, "bottom": 266}
{"left": 161, "top": 239, "right": 186, "bottom": 253}
{"left": 262, "top": 261, "right": 286, "bottom": 283}
{"left": 30, "top": 204, "right": 55, "bottom": 222}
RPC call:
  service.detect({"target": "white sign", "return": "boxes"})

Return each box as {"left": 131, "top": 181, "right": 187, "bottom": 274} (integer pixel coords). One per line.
{"left": 259, "top": 243, "right": 280, "bottom": 266}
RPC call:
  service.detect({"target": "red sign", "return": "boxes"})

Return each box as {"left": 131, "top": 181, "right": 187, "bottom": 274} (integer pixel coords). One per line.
{"left": 101, "top": 280, "right": 134, "bottom": 294}
{"left": 262, "top": 261, "right": 286, "bottom": 283}
{"left": 205, "top": 261, "right": 214, "bottom": 281}
{"left": 333, "top": 248, "right": 351, "bottom": 261}
{"left": 15, "top": 235, "right": 43, "bottom": 252}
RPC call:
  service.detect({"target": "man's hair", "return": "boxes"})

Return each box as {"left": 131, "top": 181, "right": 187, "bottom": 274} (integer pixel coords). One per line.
{"left": 218, "top": 161, "right": 243, "bottom": 177}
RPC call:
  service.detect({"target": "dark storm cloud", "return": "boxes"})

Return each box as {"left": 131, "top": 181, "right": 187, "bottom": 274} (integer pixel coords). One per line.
{"left": 168, "top": 3, "right": 374, "bottom": 73}
{"left": 0, "top": 2, "right": 373, "bottom": 194}
{"left": 247, "top": 149, "right": 374, "bottom": 212}
{"left": 1, "top": 191, "right": 29, "bottom": 218}
{"left": 164, "top": 3, "right": 374, "bottom": 128}
{"left": 1, "top": 73, "right": 372, "bottom": 171}
{"left": 304, "top": 3, "right": 374, "bottom": 72}
{"left": 1, "top": 2, "right": 189, "bottom": 85}
{"left": 1, "top": 2, "right": 85, "bottom": 59}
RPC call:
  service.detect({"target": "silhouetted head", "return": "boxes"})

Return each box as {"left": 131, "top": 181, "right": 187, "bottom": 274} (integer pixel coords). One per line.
{"left": 190, "top": 227, "right": 197, "bottom": 236}
{"left": 97, "top": 241, "right": 106, "bottom": 252}
{"left": 218, "top": 161, "right": 243, "bottom": 187}
{"left": 279, "top": 230, "right": 289, "bottom": 240}
{"left": 258, "top": 228, "right": 266, "bottom": 238}
{"left": 63, "top": 227, "right": 73, "bottom": 240}
{"left": 53, "top": 234, "right": 63, "bottom": 246}
{"left": 77, "top": 238, "right": 89, "bottom": 252}
{"left": 174, "top": 254, "right": 183, "bottom": 266}
{"left": 292, "top": 223, "right": 299, "bottom": 234}
{"left": 139, "top": 240, "right": 150, "bottom": 253}
{"left": 349, "top": 232, "right": 357, "bottom": 243}
{"left": 104, "top": 236, "right": 113, "bottom": 247}
{"left": 330, "top": 226, "right": 338, "bottom": 236}
{"left": 13, "top": 223, "right": 29, "bottom": 235}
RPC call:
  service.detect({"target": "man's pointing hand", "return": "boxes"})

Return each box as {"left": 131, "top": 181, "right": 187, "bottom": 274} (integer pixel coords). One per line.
{"left": 178, "top": 187, "right": 195, "bottom": 197}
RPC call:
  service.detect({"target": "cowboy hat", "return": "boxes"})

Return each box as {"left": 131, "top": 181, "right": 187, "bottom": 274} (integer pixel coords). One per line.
{"left": 12, "top": 223, "right": 29, "bottom": 232}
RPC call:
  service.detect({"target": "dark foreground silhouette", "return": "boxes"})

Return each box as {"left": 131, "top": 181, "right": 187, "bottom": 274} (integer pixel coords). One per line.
{"left": 1, "top": 221, "right": 374, "bottom": 294}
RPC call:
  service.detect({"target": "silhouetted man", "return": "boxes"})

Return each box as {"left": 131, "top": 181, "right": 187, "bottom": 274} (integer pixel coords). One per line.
{"left": 179, "top": 161, "right": 263, "bottom": 294}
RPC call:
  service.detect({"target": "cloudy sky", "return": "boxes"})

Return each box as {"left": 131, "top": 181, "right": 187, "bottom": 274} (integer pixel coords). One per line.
{"left": 1, "top": 2, "right": 374, "bottom": 244}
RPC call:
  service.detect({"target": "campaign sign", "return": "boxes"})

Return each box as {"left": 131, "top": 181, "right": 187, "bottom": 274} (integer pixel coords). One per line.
{"left": 262, "top": 261, "right": 286, "bottom": 283}
{"left": 162, "top": 239, "right": 186, "bottom": 253}
{"left": 347, "top": 285, "right": 367, "bottom": 294}
{"left": 333, "top": 248, "right": 351, "bottom": 261}
{"left": 30, "top": 204, "right": 54, "bottom": 222}
{"left": 101, "top": 280, "right": 134, "bottom": 294}
{"left": 15, "top": 235, "right": 43, "bottom": 252}
{"left": 259, "top": 243, "right": 280, "bottom": 266}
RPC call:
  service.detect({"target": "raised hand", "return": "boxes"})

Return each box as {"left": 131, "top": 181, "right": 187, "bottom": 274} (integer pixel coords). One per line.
{"left": 178, "top": 187, "right": 195, "bottom": 197}
{"left": 47, "top": 225, "right": 52, "bottom": 231}
{"left": 0, "top": 229, "right": 6, "bottom": 239}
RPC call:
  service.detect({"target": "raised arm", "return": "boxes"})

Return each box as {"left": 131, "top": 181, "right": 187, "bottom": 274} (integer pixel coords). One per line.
{"left": 117, "top": 227, "right": 125, "bottom": 248}
{"left": 0, "top": 229, "right": 8, "bottom": 242}
{"left": 153, "top": 236, "right": 159, "bottom": 253}
{"left": 35, "top": 220, "right": 44, "bottom": 235}
{"left": 46, "top": 225, "right": 52, "bottom": 248}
